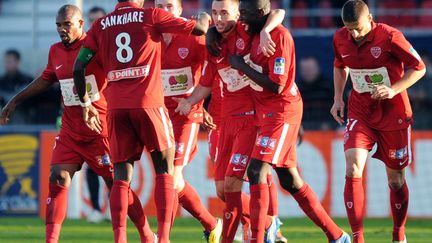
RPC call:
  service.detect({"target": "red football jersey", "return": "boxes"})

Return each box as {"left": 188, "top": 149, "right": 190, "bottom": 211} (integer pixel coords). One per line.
{"left": 42, "top": 34, "right": 108, "bottom": 139}
{"left": 162, "top": 34, "right": 206, "bottom": 124}
{"left": 248, "top": 25, "right": 302, "bottom": 125}
{"left": 200, "top": 23, "right": 255, "bottom": 118}
{"left": 207, "top": 75, "right": 223, "bottom": 126}
{"left": 333, "top": 22, "right": 425, "bottom": 130}
{"left": 83, "top": 2, "right": 196, "bottom": 110}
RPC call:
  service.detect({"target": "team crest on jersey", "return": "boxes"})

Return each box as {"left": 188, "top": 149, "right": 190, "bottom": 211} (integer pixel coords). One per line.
{"left": 178, "top": 48, "right": 189, "bottom": 59}
{"left": 370, "top": 46, "right": 381, "bottom": 58}
{"left": 236, "top": 38, "right": 245, "bottom": 50}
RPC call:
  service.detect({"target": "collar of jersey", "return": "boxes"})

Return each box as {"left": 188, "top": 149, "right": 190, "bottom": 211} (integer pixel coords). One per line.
{"left": 115, "top": 1, "right": 140, "bottom": 10}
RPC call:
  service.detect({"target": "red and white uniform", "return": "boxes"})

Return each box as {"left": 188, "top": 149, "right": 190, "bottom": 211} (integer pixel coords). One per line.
{"left": 83, "top": 2, "right": 196, "bottom": 162}
{"left": 207, "top": 77, "right": 223, "bottom": 162}
{"left": 200, "top": 23, "right": 256, "bottom": 180}
{"left": 248, "top": 25, "right": 303, "bottom": 168}
{"left": 42, "top": 34, "right": 112, "bottom": 178}
{"left": 162, "top": 34, "right": 206, "bottom": 166}
{"left": 333, "top": 22, "right": 425, "bottom": 169}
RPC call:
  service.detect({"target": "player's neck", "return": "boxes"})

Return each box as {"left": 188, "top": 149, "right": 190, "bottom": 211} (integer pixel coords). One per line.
{"left": 162, "top": 33, "right": 173, "bottom": 45}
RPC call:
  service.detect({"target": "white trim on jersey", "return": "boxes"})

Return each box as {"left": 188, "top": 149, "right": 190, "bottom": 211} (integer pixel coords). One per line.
{"left": 272, "top": 124, "right": 290, "bottom": 165}
{"left": 349, "top": 119, "right": 358, "bottom": 131}
{"left": 183, "top": 123, "right": 198, "bottom": 166}
{"left": 159, "top": 107, "right": 173, "bottom": 148}
{"left": 407, "top": 125, "right": 412, "bottom": 165}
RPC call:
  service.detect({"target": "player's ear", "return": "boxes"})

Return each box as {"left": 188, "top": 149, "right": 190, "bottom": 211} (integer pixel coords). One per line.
{"left": 368, "top": 13, "right": 373, "bottom": 22}
{"left": 79, "top": 19, "right": 84, "bottom": 29}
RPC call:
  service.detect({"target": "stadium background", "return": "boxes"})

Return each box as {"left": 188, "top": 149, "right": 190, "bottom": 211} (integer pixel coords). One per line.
{"left": 0, "top": 0, "right": 432, "bottom": 241}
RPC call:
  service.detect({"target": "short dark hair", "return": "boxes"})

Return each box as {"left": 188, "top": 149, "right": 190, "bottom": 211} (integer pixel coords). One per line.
{"left": 5, "top": 49, "right": 20, "bottom": 61}
{"left": 89, "top": 6, "right": 106, "bottom": 15}
{"left": 341, "top": 0, "right": 368, "bottom": 23}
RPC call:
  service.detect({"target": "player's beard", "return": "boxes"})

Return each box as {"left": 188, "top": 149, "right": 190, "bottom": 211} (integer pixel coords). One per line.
{"left": 218, "top": 20, "right": 236, "bottom": 35}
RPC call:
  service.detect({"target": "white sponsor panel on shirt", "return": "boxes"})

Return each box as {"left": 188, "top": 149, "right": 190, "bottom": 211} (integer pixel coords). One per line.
{"left": 59, "top": 74, "right": 100, "bottom": 106}
{"left": 349, "top": 67, "right": 391, "bottom": 93}
{"left": 107, "top": 65, "right": 150, "bottom": 82}
{"left": 161, "top": 66, "right": 194, "bottom": 96}
{"left": 248, "top": 60, "right": 264, "bottom": 92}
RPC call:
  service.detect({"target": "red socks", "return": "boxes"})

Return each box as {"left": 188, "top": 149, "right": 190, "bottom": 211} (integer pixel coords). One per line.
{"left": 267, "top": 174, "right": 279, "bottom": 216}
{"left": 155, "top": 174, "right": 175, "bottom": 243}
{"left": 178, "top": 181, "right": 216, "bottom": 231}
{"left": 344, "top": 176, "right": 365, "bottom": 243}
{"left": 390, "top": 181, "right": 409, "bottom": 242}
{"left": 46, "top": 183, "right": 68, "bottom": 243}
{"left": 293, "top": 183, "right": 342, "bottom": 241}
{"left": 128, "top": 189, "right": 154, "bottom": 242}
{"left": 250, "top": 184, "right": 270, "bottom": 243}
{"left": 110, "top": 180, "right": 129, "bottom": 243}
{"left": 222, "top": 191, "right": 242, "bottom": 243}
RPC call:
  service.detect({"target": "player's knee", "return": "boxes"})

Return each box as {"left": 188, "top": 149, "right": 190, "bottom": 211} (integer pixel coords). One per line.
{"left": 49, "top": 170, "right": 71, "bottom": 186}
{"left": 388, "top": 178, "right": 405, "bottom": 190}
{"left": 216, "top": 187, "right": 225, "bottom": 201}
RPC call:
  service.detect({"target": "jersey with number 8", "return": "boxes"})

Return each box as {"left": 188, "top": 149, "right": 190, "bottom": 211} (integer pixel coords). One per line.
{"left": 83, "top": 2, "right": 196, "bottom": 110}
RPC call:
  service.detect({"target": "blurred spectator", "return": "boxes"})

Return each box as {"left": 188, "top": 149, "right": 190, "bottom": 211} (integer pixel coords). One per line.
{"left": 87, "top": 6, "right": 106, "bottom": 26}
{"left": 408, "top": 50, "right": 432, "bottom": 129}
{"left": 0, "top": 49, "right": 33, "bottom": 123}
{"left": 297, "top": 55, "right": 336, "bottom": 130}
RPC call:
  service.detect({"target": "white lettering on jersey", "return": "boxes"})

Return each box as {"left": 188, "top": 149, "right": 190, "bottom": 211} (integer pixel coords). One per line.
{"left": 101, "top": 11, "right": 144, "bottom": 30}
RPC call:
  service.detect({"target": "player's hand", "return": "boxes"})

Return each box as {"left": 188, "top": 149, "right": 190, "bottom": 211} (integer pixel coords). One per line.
{"left": 0, "top": 101, "right": 16, "bottom": 125}
{"left": 330, "top": 99, "right": 345, "bottom": 125}
{"left": 173, "top": 97, "right": 192, "bottom": 116}
{"left": 229, "top": 55, "right": 246, "bottom": 70}
{"left": 206, "top": 27, "right": 222, "bottom": 57}
{"left": 297, "top": 125, "right": 304, "bottom": 145}
{"left": 83, "top": 105, "right": 102, "bottom": 134}
{"left": 202, "top": 109, "right": 216, "bottom": 130}
{"left": 371, "top": 85, "right": 397, "bottom": 100}
{"left": 259, "top": 30, "right": 276, "bottom": 57}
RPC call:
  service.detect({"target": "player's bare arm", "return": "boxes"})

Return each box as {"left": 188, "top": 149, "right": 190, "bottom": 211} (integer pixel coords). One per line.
{"left": 259, "top": 9, "right": 285, "bottom": 57}
{"left": 174, "top": 84, "right": 211, "bottom": 115}
{"left": 73, "top": 47, "right": 102, "bottom": 134}
{"left": 229, "top": 54, "right": 282, "bottom": 94}
{"left": 371, "top": 68, "right": 426, "bottom": 100}
{"left": 0, "top": 77, "right": 52, "bottom": 125}
{"left": 331, "top": 67, "right": 349, "bottom": 125}
{"left": 191, "top": 12, "right": 211, "bottom": 35}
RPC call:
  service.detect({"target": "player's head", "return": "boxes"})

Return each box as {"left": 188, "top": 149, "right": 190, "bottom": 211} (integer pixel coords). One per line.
{"left": 56, "top": 4, "right": 84, "bottom": 46}
{"left": 88, "top": 6, "right": 106, "bottom": 26}
{"left": 239, "top": 0, "right": 271, "bottom": 34}
{"left": 155, "top": 0, "right": 182, "bottom": 18}
{"left": 211, "top": 0, "right": 240, "bottom": 34}
{"left": 4, "top": 49, "right": 21, "bottom": 74}
{"left": 118, "top": 0, "right": 144, "bottom": 8}
{"left": 341, "top": 0, "right": 373, "bottom": 42}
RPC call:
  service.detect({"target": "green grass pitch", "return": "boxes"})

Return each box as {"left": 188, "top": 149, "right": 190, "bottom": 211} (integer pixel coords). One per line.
{"left": 0, "top": 217, "right": 431, "bottom": 242}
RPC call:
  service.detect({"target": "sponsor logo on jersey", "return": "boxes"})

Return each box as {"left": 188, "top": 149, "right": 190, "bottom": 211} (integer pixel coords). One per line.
{"left": 236, "top": 38, "right": 245, "bottom": 50}
{"left": 370, "top": 46, "right": 381, "bottom": 58}
{"left": 178, "top": 48, "right": 189, "bottom": 59}
{"left": 274, "top": 58, "right": 285, "bottom": 75}
{"left": 107, "top": 65, "right": 150, "bottom": 82}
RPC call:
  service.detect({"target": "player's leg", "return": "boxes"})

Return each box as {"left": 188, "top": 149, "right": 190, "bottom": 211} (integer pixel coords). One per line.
{"left": 267, "top": 173, "right": 288, "bottom": 243}
{"left": 46, "top": 163, "right": 80, "bottom": 243}
{"left": 343, "top": 119, "right": 376, "bottom": 243}
{"left": 385, "top": 167, "right": 408, "bottom": 243}
{"left": 344, "top": 148, "right": 368, "bottom": 243}
{"left": 86, "top": 168, "right": 103, "bottom": 223}
{"left": 247, "top": 159, "right": 274, "bottom": 243}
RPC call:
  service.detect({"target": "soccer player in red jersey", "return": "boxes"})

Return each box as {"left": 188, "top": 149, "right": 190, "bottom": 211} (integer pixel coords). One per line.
{"left": 155, "top": 0, "right": 222, "bottom": 242}
{"left": 229, "top": 0, "right": 351, "bottom": 242}
{"left": 175, "top": 1, "right": 287, "bottom": 242}
{"left": 73, "top": 1, "right": 210, "bottom": 242}
{"left": 331, "top": 1, "right": 426, "bottom": 243}
{"left": 0, "top": 5, "right": 154, "bottom": 243}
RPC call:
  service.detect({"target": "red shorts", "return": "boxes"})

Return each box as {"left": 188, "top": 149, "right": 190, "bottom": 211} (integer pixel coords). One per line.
{"left": 214, "top": 117, "right": 257, "bottom": 181}
{"left": 51, "top": 133, "right": 113, "bottom": 178}
{"left": 108, "top": 108, "right": 175, "bottom": 163}
{"left": 208, "top": 128, "right": 221, "bottom": 162}
{"left": 344, "top": 118, "right": 412, "bottom": 170}
{"left": 251, "top": 123, "right": 300, "bottom": 168}
{"left": 172, "top": 122, "right": 199, "bottom": 166}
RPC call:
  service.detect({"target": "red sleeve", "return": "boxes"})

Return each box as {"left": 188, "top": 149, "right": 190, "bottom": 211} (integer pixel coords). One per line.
{"left": 41, "top": 46, "right": 57, "bottom": 83}
{"left": 82, "top": 21, "right": 100, "bottom": 53}
{"left": 199, "top": 58, "right": 217, "bottom": 87}
{"left": 333, "top": 33, "right": 346, "bottom": 69}
{"left": 266, "top": 30, "right": 292, "bottom": 86}
{"left": 193, "top": 35, "right": 207, "bottom": 65}
{"left": 390, "top": 30, "right": 425, "bottom": 70}
{"left": 152, "top": 8, "right": 196, "bottom": 35}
